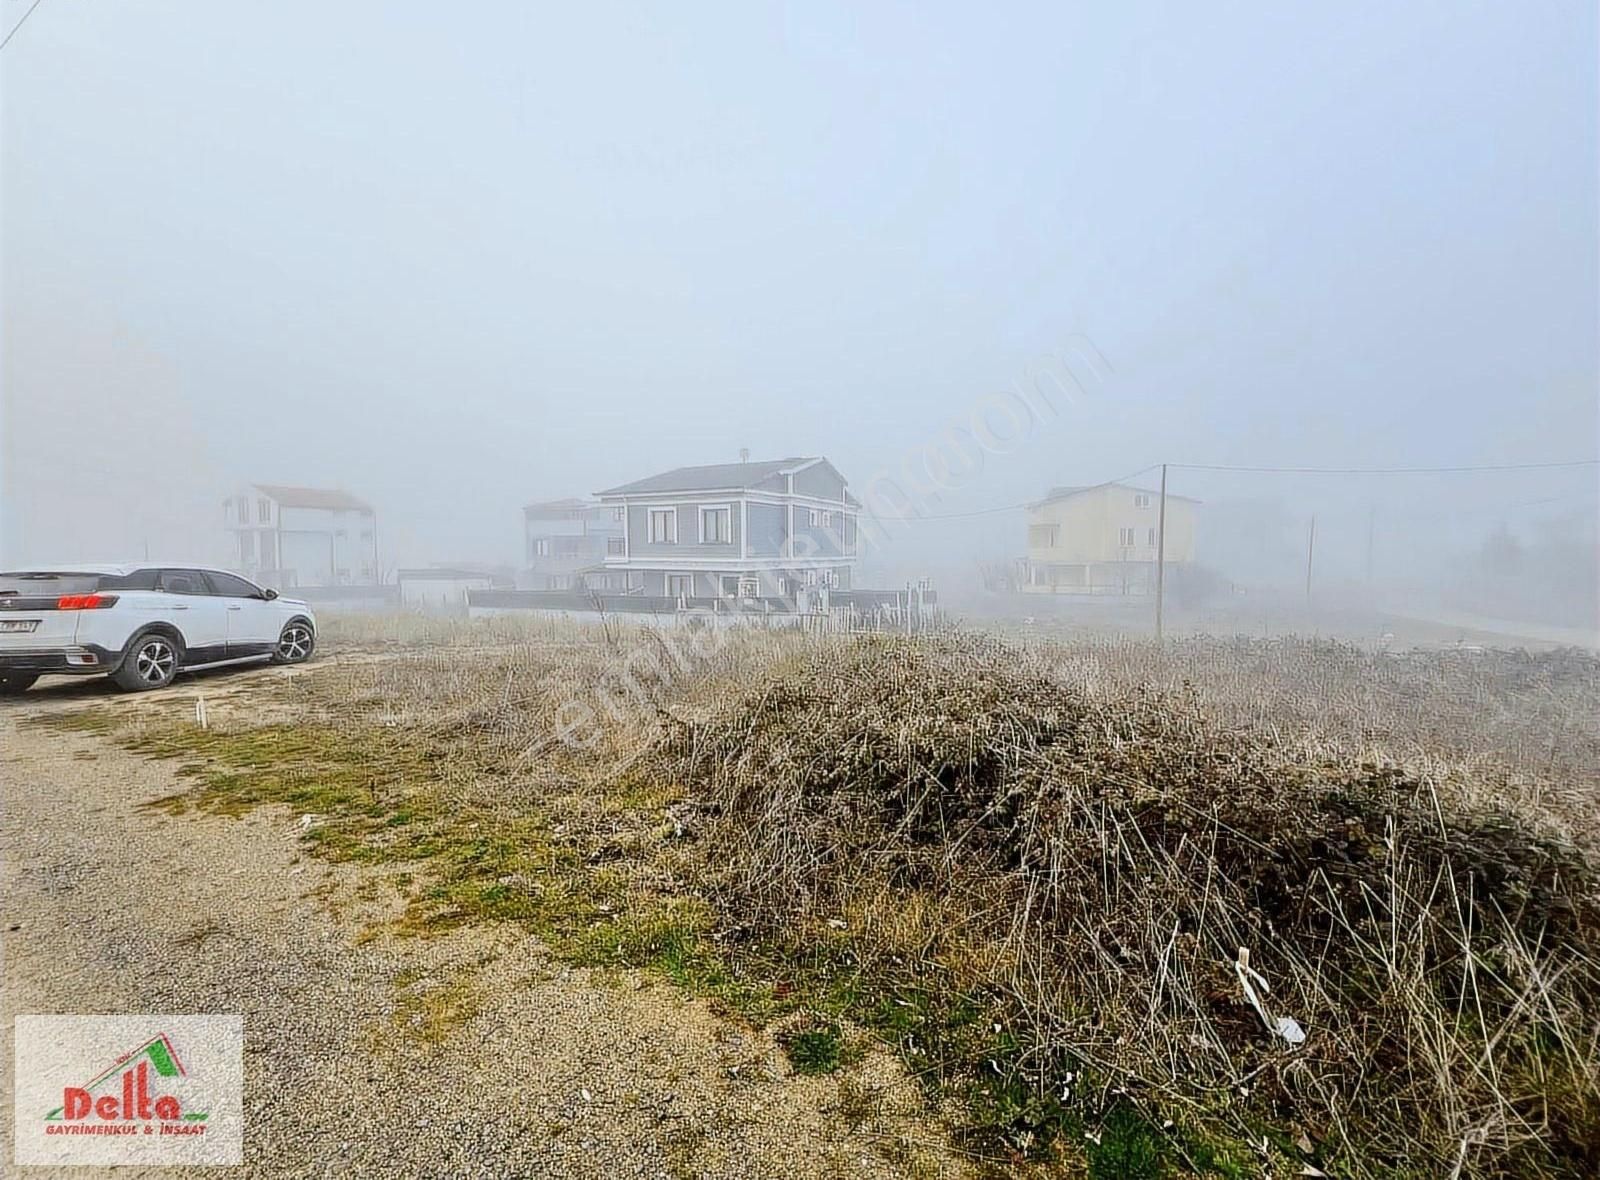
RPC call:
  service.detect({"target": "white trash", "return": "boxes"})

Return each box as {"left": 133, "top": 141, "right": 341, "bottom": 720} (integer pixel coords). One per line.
{"left": 1235, "top": 947, "right": 1306, "bottom": 1046}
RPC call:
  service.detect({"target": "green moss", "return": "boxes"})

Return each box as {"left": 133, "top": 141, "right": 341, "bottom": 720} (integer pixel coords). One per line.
{"left": 780, "top": 1022, "right": 855, "bottom": 1076}
{"left": 1088, "top": 1105, "right": 1168, "bottom": 1180}
{"left": 1181, "top": 1136, "right": 1253, "bottom": 1179}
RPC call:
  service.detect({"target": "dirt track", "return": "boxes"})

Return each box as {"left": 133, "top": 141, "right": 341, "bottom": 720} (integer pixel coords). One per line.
{"left": 1, "top": 670, "right": 963, "bottom": 1178}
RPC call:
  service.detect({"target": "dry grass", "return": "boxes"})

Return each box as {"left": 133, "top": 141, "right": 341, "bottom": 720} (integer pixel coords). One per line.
{"left": 96, "top": 614, "right": 1600, "bottom": 1176}
{"left": 654, "top": 633, "right": 1599, "bottom": 1175}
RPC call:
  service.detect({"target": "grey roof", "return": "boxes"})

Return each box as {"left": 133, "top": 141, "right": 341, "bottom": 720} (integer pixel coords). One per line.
{"left": 253, "top": 484, "right": 372, "bottom": 511}
{"left": 523, "top": 496, "right": 600, "bottom": 514}
{"left": 1037, "top": 481, "right": 1200, "bottom": 506}
{"left": 597, "top": 458, "right": 816, "bottom": 496}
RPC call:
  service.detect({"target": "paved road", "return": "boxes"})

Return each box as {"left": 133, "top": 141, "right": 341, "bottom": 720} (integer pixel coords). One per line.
{"left": 2, "top": 687, "right": 961, "bottom": 1178}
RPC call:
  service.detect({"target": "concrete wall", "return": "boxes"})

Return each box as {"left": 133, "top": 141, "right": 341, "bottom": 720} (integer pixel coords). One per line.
{"left": 399, "top": 577, "right": 491, "bottom": 609}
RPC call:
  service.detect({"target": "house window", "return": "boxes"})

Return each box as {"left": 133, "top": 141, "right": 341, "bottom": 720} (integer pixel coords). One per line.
{"left": 1147, "top": 527, "right": 1158, "bottom": 546}
{"left": 1118, "top": 527, "right": 1136, "bottom": 547}
{"left": 807, "top": 508, "right": 822, "bottom": 526}
{"left": 1028, "top": 524, "right": 1058, "bottom": 548}
{"left": 236, "top": 498, "right": 248, "bottom": 523}
{"left": 360, "top": 565, "right": 372, "bottom": 579}
{"left": 612, "top": 507, "right": 625, "bottom": 522}
{"left": 699, "top": 505, "right": 731, "bottom": 544}
{"left": 606, "top": 536, "right": 625, "bottom": 556}
{"left": 360, "top": 530, "right": 373, "bottom": 542}
{"left": 1134, "top": 493, "right": 1151, "bottom": 509}
{"left": 648, "top": 508, "right": 677, "bottom": 543}
{"left": 534, "top": 539, "right": 551, "bottom": 557}
{"left": 257, "top": 498, "right": 271, "bottom": 522}
{"left": 667, "top": 574, "right": 693, "bottom": 598}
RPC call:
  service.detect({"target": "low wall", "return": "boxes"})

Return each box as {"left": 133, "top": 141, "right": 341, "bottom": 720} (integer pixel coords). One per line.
{"left": 465, "top": 588, "right": 941, "bottom": 632}
{"left": 467, "top": 605, "right": 817, "bottom": 630}
{"left": 292, "top": 584, "right": 402, "bottom": 611}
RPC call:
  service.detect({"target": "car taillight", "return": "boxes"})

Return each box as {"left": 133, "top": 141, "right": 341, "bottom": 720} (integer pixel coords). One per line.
{"left": 56, "top": 594, "right": 119, "bottom": 610}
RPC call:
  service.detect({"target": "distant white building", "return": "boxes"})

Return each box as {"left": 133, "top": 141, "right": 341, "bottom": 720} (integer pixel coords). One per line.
{"left": 224, "top": 485, "right": 378, "bottom": 588}
{"left": 396, "top": 568, "right": 494, "bottom": 612}
{"left": 522, "top": 498, "right": 625, "bottom": 591}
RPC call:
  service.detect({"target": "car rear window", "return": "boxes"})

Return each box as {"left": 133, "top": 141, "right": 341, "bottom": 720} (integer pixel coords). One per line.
{"left": 0, "top": 572, "right": 104, "bottom": 596}
{"left": 0, "top": 570, "right": 159, "bottom": 595}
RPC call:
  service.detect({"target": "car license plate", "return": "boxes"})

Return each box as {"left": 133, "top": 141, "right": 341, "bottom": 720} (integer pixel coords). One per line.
{"left": 0, "top": 619, "right": 39, "bottom": 633}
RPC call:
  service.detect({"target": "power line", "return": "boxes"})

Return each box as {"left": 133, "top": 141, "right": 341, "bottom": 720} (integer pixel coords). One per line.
{"left": 1170, "top": 458, "right": 1598, "bottom": 475}
{"left": 0, "top": 0, "right": 44, "bottom": 53}
{"left": 861, "top": 457, "right": 1596, "bottom": 523}
{"left": 869, "top": 464, "right": 1158, "bottom": 521}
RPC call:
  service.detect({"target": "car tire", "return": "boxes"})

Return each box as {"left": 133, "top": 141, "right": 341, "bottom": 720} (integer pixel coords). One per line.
{"left": 272, "top": 619, "right": 315, "bottom": 665}
{"left": 0, "top": 672, "right": 39, "bottom": 695}
{"left": 112, "top": 631, "right": 182, "bottom": 692}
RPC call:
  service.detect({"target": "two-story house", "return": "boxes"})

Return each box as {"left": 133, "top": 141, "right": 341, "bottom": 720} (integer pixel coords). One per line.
{"left": 595, "top": 457, "right": 859, "bottom": 598}
{"left": 1021, "top": 481, "right": 1198, "bottom": 594}
{"left": 224, "top": 484, "right": 379, "bottom": 588}
{"left": 522, "top": 498, "right": 626, "bottom": 591}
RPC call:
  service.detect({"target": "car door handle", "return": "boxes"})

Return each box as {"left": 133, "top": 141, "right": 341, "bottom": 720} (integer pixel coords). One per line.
{"left": 227, "top": 605, "right": 242, "bottom": 611}
{"left": 171, "top": 605, "right": 188, "bottom": 610}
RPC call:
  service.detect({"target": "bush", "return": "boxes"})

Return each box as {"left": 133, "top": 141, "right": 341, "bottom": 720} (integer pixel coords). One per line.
{"left": 660, "top": 633, "right": 1600, "bottom": 1176}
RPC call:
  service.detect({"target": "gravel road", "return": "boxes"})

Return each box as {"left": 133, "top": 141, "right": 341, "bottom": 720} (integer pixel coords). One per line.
{"left": 2, "top": 681, "right": 964, "bottom": 1178}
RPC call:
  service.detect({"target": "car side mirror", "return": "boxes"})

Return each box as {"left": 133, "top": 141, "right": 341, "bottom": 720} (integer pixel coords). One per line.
{"left": 263, "top": 588, "right": 279, "bottom": 600}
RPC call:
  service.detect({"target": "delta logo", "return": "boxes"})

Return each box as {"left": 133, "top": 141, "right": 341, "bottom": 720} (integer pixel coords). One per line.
{"left": 43, "top": 1032, "right": 210, "bottom": 1138}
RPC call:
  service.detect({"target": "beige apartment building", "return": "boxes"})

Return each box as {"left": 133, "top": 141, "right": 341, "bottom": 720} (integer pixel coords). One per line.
{"left": 1020, "top": 481, "right": 1198, "bottom": 594}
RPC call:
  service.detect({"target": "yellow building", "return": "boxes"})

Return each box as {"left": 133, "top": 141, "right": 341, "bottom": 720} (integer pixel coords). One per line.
{"left": 1021, "top": 481, "right": 1199, "bottom": 594}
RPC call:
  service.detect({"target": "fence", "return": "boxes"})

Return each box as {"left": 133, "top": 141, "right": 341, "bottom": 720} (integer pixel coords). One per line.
{"left": 465, "top": 586, "right": 941, "bottom": 634}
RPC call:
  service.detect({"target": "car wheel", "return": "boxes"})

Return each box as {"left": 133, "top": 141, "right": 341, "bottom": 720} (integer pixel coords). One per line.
{"left": 0, "top": 672, "right": 39, "bottom": 695}
{"left": 272, "top": 620, "right": 315, "bottom": 664}
{"left": 112, "top": 632, "right": 181, "bottom": 692}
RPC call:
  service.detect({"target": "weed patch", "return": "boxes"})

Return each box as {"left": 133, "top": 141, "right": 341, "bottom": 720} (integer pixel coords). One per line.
{"left": 64, "top": 626, "right": 1600, "bottom": 1177}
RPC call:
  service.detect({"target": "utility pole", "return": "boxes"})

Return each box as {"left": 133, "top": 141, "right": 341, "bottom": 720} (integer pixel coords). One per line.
{"left": 1304, "top": 514, "right": 1317, "bottom": 605}
{"left": 1154, "top": 463, "right": 1168, "bottom": 642}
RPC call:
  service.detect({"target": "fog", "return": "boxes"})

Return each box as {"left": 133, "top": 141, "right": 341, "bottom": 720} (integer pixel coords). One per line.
{"left": 3, "top": 2, "right": 1596, "bottom": 635}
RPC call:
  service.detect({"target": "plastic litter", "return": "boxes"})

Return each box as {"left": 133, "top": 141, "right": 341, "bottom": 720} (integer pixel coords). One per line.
{"left": 1235, "top": 947, "right": 1306, "bottom": 1046}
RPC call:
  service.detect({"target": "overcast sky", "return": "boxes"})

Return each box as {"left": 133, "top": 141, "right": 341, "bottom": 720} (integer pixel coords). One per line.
{"left": 3, "top": 1, "right": 1595, "bottom": 575}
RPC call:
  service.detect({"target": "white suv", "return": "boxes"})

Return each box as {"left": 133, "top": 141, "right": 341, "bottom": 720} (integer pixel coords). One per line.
{"left": 0, "top": 565, "right": 317, "bottom": 694}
